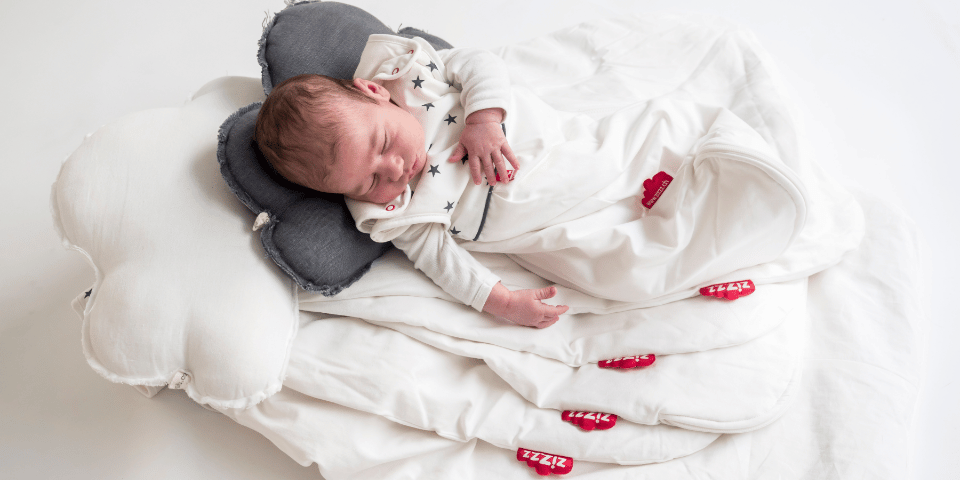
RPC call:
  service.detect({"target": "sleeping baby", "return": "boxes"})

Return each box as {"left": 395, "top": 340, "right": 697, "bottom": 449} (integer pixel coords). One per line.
{"left": 255, "top": 34, "right": 804, "bottom": 328}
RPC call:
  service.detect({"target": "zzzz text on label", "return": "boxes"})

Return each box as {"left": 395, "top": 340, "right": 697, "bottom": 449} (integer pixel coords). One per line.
{"left": 516, "top": 448, "right": 573, "bottom": 476}
{"left": 598, "top": 354, "right": 656, "bottom": 369}
{"left": 699, "top": 280, "right": 755, "bottom": 300}
{"left": 561, "top": 411, "right": 617, "bottom": 431}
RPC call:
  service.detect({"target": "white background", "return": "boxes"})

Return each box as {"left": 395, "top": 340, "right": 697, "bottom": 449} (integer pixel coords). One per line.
{"left": 1, "top": 0, "right": 956, "bottom": 478}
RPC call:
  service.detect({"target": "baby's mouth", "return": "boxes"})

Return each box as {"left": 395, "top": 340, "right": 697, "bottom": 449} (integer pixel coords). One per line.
{"left": 410, "top": 155, "right": 423, "bottom": 175}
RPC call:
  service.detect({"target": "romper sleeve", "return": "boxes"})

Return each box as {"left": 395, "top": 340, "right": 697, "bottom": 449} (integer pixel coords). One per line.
{"left": 391, "top": 222, "right": 500, "bottom": 312}
{"left": 437, "top": 47, "right": 512, "bottom": 120}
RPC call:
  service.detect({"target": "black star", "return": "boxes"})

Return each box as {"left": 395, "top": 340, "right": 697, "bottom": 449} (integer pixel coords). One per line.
{"left": 423, "top": 102, "right": 434, "bottom": 111}
{"left": 428, "top": 143, "right": 433, "bottom": 151}
{"left": 444, "top": 114, "right": 457, "bottom": 125}
{"left": 427, "top": 62, "right": 438, "bottom": 72}
{"left": 444, "top": 201, "right": 454, "bottom": 212}
{"left": 428, "top": 164, "right": 440, "bottom": 177}
{"left": 412, "top": 76, "right": 424, "bottom": 89}
{"left": 450, "top": 226, "right": 461, "bottom": 235}
{"left": 84, "top": 289, "right": 92, "bottom": 298}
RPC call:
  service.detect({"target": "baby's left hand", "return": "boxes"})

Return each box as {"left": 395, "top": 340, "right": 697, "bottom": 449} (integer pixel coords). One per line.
{"left": 447, "top": 108, "right": 519, "bottom": 186}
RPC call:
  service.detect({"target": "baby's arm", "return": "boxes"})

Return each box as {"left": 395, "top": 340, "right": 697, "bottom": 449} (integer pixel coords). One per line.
{"left": 393, "top": 223, "right": 567, "bottom": 328}
{"left": 437, "top": 48, "right": 519, "bottom": 186}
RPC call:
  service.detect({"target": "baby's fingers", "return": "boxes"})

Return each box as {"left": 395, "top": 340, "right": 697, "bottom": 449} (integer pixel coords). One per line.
{"left": 481, "top": 154, "right": 497, "bottom": 186}
{"left": 535, "top": 316, "right": 560, "bottom": 329}
{"left": 468, "top": 155, "right": 483, "bottom": 185}
{"left": 447, "top": 143, "right": 467, "bottom": 163}
{"left": 502, "top": 142, "right": 520, "bottom": 172}
{"left": 492, "top": 150, "right": 510, "bottom": 184}
{"left": 534, "top": 286, "right": 558, "bottom": 301}
{"left": 539, "top": 302, "right": 569, "bottom": 318}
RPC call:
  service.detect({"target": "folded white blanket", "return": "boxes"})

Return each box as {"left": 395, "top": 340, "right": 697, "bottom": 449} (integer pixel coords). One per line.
{"left": 224, "top": 191, "right": 919, "bottom": 479}
{"left": 304, "top": 250, "right": 805, "bottom": 364}
{"left": 284, "top": 314, "right": 721, "bottom": 464}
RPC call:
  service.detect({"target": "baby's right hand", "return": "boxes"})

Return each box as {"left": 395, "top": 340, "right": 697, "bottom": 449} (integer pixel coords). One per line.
{"left": 484, "top": 284, "right": 568, "bottom": 329}
{"left": 446, "top": 108, "right": 519, "bottom": 187}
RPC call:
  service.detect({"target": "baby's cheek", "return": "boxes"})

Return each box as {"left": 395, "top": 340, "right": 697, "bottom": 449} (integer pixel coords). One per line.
{"left": 373, "top": 185, "right": 405, "bottom": 205}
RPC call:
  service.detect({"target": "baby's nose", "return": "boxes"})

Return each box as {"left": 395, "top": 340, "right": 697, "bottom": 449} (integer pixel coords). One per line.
{"left": 387, "top": 154, "right": 405, "bottom": 180}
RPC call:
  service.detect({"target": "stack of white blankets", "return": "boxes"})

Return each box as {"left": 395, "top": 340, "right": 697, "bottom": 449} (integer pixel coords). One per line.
{"left": 208, "top": 14, "right": 921, "bottom": 479}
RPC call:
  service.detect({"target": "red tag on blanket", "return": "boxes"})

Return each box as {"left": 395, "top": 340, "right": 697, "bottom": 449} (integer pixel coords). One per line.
{"left": 516, "top": 448, "right": 573, "bottom": 475}
{"left": 598, "top": 354, "right": 656, "bottom": 369}
{"left": 699, "top": 280, "right": 755, "bottom": 300}
{"left": 561, "top": 411, "right": 618, "bottom": 431}
{"left": 494, "top": 169, "right": 515, "bottom": 182}
{"left": 641, "top": 171, "right": 673, "bottom": 208}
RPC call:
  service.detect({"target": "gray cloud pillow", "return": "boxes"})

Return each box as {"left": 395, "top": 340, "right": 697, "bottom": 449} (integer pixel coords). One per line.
{"left": 217, "top": 1, "right": 452, "bottom": 295}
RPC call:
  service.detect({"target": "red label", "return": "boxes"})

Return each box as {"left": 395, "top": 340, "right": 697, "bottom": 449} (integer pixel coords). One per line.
{"left": 597, "top": 354, "right": 656, "bottom": 369}
{"left": 641, "top": 171, "right": 673, "bottom": 208}
{"left": 385, "top": 204, "right": 396, "bottom": 211}
{"left": 495, "top": 169, "right": 515, "bottom": 182}
{"left": 699, "top": 280, "right": 755, "bottom": 300}
{"left": 516, "top": 448, "right": 573, "bottom": 476}
{"left": 561, "top": 411, "right": 618, "bottom": 431}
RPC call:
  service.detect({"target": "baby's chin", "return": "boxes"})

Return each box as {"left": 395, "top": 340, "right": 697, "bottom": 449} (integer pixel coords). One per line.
{"left": 347, "top": 187, "right": 405, "bottom": 205}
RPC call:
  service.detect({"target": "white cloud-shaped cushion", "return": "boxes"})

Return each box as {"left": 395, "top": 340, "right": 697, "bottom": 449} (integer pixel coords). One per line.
{"left": 52, "top": 76, "right": 298, "bottom": 409}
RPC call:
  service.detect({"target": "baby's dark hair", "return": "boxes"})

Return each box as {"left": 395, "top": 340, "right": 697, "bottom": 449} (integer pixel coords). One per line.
{"left": 255, "top": 74, "right": 377, "bottom": 190}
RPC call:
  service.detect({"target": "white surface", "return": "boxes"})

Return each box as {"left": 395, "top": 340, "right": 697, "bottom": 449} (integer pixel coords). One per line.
{"left": 1, "top": 0, "right": 955, "bottom": 478}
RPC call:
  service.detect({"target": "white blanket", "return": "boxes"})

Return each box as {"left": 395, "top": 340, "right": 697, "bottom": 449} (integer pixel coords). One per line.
{"left": 222, "top": 189, "right": 920, "bottom": 479}
{"left": 219, "top": 14, "right": 887, "bottom": 477}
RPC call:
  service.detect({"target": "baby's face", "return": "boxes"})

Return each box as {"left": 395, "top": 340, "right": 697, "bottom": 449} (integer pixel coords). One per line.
{"left": 322, "top": 80, "right": 427, "bottom": 204}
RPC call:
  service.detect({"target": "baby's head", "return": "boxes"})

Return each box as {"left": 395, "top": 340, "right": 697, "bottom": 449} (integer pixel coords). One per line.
{"left": 255, "top": 74, "right": 426, "bottom": 204}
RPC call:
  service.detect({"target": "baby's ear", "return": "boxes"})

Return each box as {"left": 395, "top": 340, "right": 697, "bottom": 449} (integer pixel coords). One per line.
{"left": 353, "top": 78, "right": 391, "bottom": 102}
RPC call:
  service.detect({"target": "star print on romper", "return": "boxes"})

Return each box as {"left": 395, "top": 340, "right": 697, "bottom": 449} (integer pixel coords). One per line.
{"left": 423, "top": 102, "right": 434, "bottom": 111}
{"left": 444, "top": 114, "right": 457, "bottom": 125}
{"left": 428, "top": 164, "right": 440, "bottom": 177}
{"left": 426, "top": 62, "right": 438, "bottom": 71}
{"left": 450, "top": 226, "right": 461, "bottom": 235}
{"left": 412, "top": 76, "right": 424, "bottom": 89}
{"left": 444, "top": 201, "right": 454, "bottom": 212}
